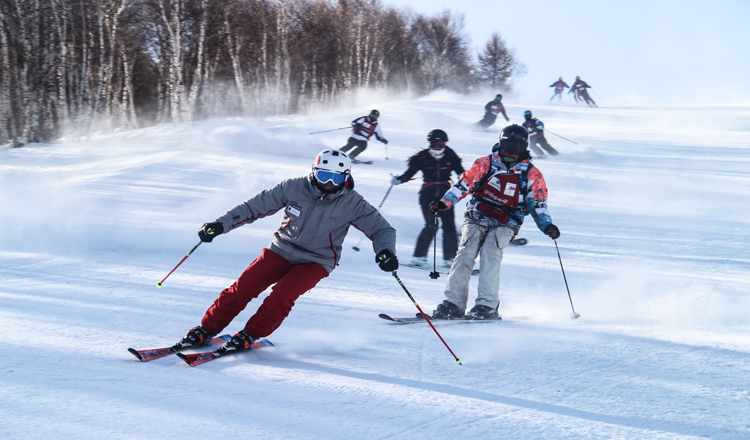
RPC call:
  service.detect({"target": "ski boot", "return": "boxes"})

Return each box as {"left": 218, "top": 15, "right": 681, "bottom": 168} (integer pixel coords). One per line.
{"left": 216, "top": 330, "right": 257, "bottom": 356}
{"left": 465, "top": 304, "right": 499, "bottom": 320}
{"left": 179, "top": 326, "right": 216, "bottom": 349}
{"left": 410, "top": 256, "right": 430, "bottom": 269}
{"left": 432, "top": 300, "right": 465, "bottom": 320}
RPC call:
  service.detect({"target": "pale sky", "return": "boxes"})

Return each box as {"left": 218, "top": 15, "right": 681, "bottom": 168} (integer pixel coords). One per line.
{"left": 384, "top": 0, "right": 750, "bottom": 104}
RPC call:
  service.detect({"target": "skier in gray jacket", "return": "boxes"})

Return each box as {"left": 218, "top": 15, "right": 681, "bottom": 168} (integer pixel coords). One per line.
{"left": 177, "top": 149, "right": 399, "bottom": 356}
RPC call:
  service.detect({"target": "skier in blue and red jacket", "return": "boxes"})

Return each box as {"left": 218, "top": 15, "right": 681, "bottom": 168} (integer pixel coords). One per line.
{"left": 549, "top": 77, "right": 569, "bottom": 101}
{"left": 429, "top": 125, "right": 560, "bottom": 321}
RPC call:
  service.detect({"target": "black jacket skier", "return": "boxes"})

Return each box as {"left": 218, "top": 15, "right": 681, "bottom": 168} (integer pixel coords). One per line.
{"left": 476, "top": 94, "right": 509, "bottom": 129}
{"left": 392, "top": 129, "right": 464, "bottom": 267}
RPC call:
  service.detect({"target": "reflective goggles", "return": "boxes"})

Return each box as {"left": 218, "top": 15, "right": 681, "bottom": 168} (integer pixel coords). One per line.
{"left": 314, "top": 169, "right": 348, "bottom": 185}
{"left": 429, "top": 140, "right": 446, "bottom": 149}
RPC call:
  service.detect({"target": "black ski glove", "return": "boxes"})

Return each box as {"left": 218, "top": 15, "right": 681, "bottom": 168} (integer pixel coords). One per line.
{"left": 430, "top": 200, "right": 447, "bottom": 213}
{"left": 198, "top": 221, "right": 224, "bottom": 242}
{"left": 544, "top": 224, "right": 560, "bottom": 239}
{"left": 376, "top": 249, "right": 399, "bottom": 272}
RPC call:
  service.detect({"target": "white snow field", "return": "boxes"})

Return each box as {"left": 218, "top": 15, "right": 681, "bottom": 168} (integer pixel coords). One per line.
{"left": 2, "top": 94, "right": 750, "bottom": 439}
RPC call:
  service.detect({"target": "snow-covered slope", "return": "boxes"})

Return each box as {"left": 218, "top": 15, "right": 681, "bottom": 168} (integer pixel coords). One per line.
{"left": 2, "top": 94, "right": 749, "bottom": 439}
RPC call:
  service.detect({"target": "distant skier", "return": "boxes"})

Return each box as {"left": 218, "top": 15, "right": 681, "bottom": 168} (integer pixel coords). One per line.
{"left": 522, "top": 110, "right": 559, "bottom": 157}
{"left": 549, "top": 77, "right": 569, "bottom": 101}
{"left": 173, "top": 150, "right": 398, "bottom": 356}
{"left": 429, "top": 124, "right": 560, "bottom": 320}
{"left": 476, "top": 94, "right": 509, "bottom": 129}
{"left": 570, "top": 76, "right": 597, "bottom": 107}
{"left": 391, "top": 129, "right": 465, "bottom": 269}
{"left": 340, "top": 109, "right": 389, "bottom": 164}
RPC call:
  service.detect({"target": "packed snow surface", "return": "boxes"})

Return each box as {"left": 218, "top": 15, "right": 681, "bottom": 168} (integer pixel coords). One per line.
{"left": 2, "top": 94, "right": 750, "bottom": 439}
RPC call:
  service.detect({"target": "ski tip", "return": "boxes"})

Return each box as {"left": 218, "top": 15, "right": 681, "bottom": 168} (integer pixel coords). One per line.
{"left": 378, "top": 313, "right": 396, "bottom": 321}
{"left": 254, "top": 338, "right": 275, "bottom": 348}
{"left": 175, "top": 352, "right": 196, "bottom": 367}
{"left": 128, "top": 348, "right": 144, "bottom": 361}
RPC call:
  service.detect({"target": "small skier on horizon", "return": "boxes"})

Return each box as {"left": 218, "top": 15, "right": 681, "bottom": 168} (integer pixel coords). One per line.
{"left": 172, "top": 149, "right": 398, "bottom": 356}
{"left": 476, "top": 94, "right": 509, "bottom": 130}
{"left": 391, "top": 129, "right": 465, "bottom": 269}
{"left": 549, "top": 77, "right": 570, "bottom": 102}
{"left": 429, "top": 124, "right": 560, "bottom": 320}
{"left": 522, "top": 110, "right": 559, "bottom": 158}
{"left": 340, "top": 109, "right": 389, "bottom": 164}
{"left": 569, "top": 76, "right": 597, "bottom": 107}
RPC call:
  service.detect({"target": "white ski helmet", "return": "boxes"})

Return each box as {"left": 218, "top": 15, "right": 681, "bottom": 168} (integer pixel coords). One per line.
{"left": 312, "top": 149, "right": 351, "bottom": 185}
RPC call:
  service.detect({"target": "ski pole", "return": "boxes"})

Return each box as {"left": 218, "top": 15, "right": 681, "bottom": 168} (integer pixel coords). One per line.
{"left": 430, "top": 213, "right": 440, "bottom": 279}
{"left": 157, "top": 241, "right": 202, "bottom": 287}
{"left": 554, "top": 239, "right": 580, "bottom": 319}
{"left": 391, "top": 271, "right": 462, "bottom": 365}
{"left": 379, "top": 184, "right": 393, "bottom": 208}
{"left": 353, "top": 185, "right": 393, "bottom": 252}
{"left": 309, "top": 127, "right": 349, "bottom": 135}
{"left": 545, "top": 130, "right": 578, "bottom": 144}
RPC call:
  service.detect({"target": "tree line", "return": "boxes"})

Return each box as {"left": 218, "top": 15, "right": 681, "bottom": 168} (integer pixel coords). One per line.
{"left": 0, "top": 0, "right": 524, "bottom": 146}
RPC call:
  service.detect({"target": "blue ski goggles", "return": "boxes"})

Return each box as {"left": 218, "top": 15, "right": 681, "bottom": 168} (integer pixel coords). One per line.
{"left": 314, "top": 169, "right": 348, "bottom": 185}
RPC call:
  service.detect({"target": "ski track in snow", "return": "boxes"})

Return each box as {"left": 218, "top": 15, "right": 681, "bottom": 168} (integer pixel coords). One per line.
{"left": 2, "top": 97, "right": 750, "bottom": 439}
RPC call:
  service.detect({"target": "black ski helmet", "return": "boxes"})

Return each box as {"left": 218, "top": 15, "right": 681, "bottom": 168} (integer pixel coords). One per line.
{"left": 369, "top": 109, "right": 380, "bottom": 118}
{"left": 495, "top": 94, "right": 503, "bottom": 101}
{"left": 494, "top": 124, "right": 529, "bottom": 155}
{"left": 427, "top": 129, "right": 448, "bottom": 142}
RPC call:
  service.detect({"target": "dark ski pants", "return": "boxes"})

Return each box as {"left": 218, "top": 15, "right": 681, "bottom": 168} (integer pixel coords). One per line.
{"left": 550, "top": 91, "right": 563, "bottom": 101}
{"left": 476, "top": 113, "right": 497, "bottom": 129}
{"left": 414, "top": 190, "right": 458, "bottom": 260}
{"left": 529, "top": 135, "right": 559, "bottom": 156}
{"left": 341, "top": 137, "right": 368, "bottom": 159}
{"left": 201, "top": 248, "right": 329, "bottom": 338}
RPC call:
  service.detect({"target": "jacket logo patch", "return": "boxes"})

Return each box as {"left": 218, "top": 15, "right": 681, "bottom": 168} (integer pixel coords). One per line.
{"left": 503, "top": 183, "right": 517, "bottom": 196}
{"left": 287, "top": 206, "right": 301, "bottom": 217}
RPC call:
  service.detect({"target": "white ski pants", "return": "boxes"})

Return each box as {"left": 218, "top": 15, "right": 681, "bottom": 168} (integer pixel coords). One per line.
{"left": 443, "top": 222, "right": 516, "bottom": 311}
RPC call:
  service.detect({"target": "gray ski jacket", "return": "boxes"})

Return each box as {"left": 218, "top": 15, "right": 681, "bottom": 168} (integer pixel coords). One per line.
{"left": 214, "top": 175, "right": 396, "bottom": 273}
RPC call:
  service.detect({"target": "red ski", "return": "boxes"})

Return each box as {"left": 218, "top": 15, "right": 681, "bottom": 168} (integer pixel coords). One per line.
{"left": 128, "top": 335, "right": 231, "bottom": 362}
{"left": 177, "top": 338, "right": 275, "bottom": 367}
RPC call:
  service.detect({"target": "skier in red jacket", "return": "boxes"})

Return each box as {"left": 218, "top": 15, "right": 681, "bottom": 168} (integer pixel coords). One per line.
{"left": 476, "top": 94, "right": 509, "bottom": 129}
{"left": 341, "top": 109, "right": 389, "bottom": 164}
{"left": 570, "top": 76, "right": 597, "bottom": 107}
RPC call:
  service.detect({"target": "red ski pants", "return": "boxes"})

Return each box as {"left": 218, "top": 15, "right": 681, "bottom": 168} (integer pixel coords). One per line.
{"left": 201, "top": 248, "right": 329, "bottom": 338}
{"left": 579, "top": 91, "right": 596, "bottom": 106}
